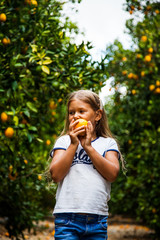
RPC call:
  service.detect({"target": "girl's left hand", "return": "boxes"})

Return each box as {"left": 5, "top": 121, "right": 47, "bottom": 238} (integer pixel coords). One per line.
{"left": 79, "top": 121, "right": 93, "bottom": 149}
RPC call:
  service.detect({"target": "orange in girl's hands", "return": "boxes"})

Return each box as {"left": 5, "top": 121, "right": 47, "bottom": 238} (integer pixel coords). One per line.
{"left": 74, "top": 119, "right": 88, "bottom": 136}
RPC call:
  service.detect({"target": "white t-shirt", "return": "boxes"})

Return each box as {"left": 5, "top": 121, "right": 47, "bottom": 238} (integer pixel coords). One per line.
{"left": 51, "top": 135, "right": 119, "bottom": 216}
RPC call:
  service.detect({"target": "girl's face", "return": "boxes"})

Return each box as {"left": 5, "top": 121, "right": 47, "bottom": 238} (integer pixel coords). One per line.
{"left": 68, "top": 98, "right": 101, "bottom": 131}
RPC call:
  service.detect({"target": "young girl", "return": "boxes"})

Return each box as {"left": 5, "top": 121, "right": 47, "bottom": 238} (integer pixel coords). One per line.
{"left": 50, "top": 89, "right": 123, "bottom": 240}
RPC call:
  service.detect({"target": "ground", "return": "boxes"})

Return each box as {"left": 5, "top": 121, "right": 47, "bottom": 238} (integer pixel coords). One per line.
{"left": 0, "top": 215, "right": 155, "bottom": 240}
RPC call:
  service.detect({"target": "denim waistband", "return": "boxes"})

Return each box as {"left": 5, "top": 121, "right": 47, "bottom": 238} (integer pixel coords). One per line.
{"left": 54, "top": 213, "right": 108, "bottom": 223}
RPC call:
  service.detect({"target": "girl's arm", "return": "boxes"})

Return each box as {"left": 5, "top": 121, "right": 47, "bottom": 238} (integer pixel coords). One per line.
{"left": 50, "top": 119, "right": 85, "bottom": 183}
{"left": 80, "top": 121, "right": 120, "bottom": 182}
{"left": 49, "top": 143, "right": 78, "bottom": 183}
{"left": 84, "top": 146, "right": 119, "bottom": 182}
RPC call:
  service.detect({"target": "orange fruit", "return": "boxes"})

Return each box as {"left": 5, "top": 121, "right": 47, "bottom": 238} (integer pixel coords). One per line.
{"left": 144, "top": 55, "right": 151, "bottom": 62}
{"left": 49, "top": 100, "right": 57, "bottom": 109}
{"left": 136, "top": 54, "right": 141, "bottom": 59}
{"left": 74, "top": 119, "right": 88, "bottom": 136}
{"left": 141, "top": 71, "right": 145, "bottom": 77}
{"left": 149, "top": 85, "right": 155, "bottom": 91}
{"left": 155, "top": 88, "right": 160, "bottom": 94}
{"left": 38, "top": 175, "right": 42, "bottom": 180}
{"left": 1, "top": 112, "right": 8, "bottom": 122}
{"left": 5, "top": 127, "right": 14, "bottom": 138}
{"left": 46, "top": 139, "right": 51, "bottom": 145}
{"left": 141, "top": 36, "right": 147, "bottom": 42}
{"left": 58, "top": 98, "right": 62, "bottom": 103}
{"left": 122, "top": 57, "right": 127, "bottom": 61}
{"left": 148, "top": 47, "right": 153, "bottom": 53}
{"left": 128, "top": 73, "right": 133, "bottom": 79}
{"left": 122, "top": 70, "right": 127, "bottom": 75}
{"left": 31, "top": 0, "right": 38, "bottom": 6}
{"left": 131, "top": 89, "right": 136, "bottom": 95}
{"left": 2, "top": 37, "right": 11, "bottom": 45}
{"left": 155, "top": 10, "right": 159, "bottom": 14}
{"left": 146, "top": 6, "right": 151, "bottom": 11}
{"left": 0, "top": 13, "right": 7, "bottom": 22}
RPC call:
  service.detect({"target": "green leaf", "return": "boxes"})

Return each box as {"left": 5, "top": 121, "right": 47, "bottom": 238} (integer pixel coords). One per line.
{"left": 36, "top": 138, "right": 43, "bottom": 143}
{"left": 42, "top": 59, "right": 52, "bottom": 65}
{"left": 42, "top": 65, "right": 50, "bottom": 74}
{"left": 30, "top": 44, "right": 38, "bottom": 52}
{"left": 28, "top": 126, "right": 37, "bottom": 131}
{"left": 14, "top": 63, "right": 23, "bottom": 67}
{"left": 26, "top": 102, "right": 38, "bottom": 113}
{"left": 13, "top": 116, "right": 19, "bottom": 126}
{"left": 24, "top": 109, "right": 30, "bottom": 118}
{"left": 12, "top": 81, "right": 18, "bottom": 91}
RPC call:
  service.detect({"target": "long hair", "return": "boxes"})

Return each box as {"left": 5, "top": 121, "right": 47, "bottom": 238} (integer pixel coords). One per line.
{"left": 63, "top": 90, "right": 113, "bottom": 138}
{"left": 62, "top": 90, "right": 126, "bottom": 171}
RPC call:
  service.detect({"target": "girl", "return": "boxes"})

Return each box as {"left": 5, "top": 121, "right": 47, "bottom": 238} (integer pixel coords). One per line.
{"left": 50, "top": 89, "right": 124, "bottom": 240}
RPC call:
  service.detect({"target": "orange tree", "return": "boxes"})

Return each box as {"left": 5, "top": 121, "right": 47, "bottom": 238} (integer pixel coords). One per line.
{"left": 103, "top": 0, "right": 160, "bottom": 236}
{"left": 0, "top": 0, "right": 106, "bottom": 238}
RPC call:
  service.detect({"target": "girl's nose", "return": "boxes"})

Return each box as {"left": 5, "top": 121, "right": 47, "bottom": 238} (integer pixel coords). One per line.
{"left": 73, "top": 112, "right": 79, "bottom": 120}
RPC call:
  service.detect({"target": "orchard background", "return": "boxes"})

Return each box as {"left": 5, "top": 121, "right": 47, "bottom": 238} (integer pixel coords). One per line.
{"left": 0, "top": 0, "right": 160, "bottom": 239}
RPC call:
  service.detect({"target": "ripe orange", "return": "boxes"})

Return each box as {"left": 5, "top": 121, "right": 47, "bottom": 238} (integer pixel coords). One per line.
{"left": 136, "top": 54, "right": 141, "bottom": 59}
{"left": 122, "top": 57, "right": 127, "bottom": 61}
{"left": 0, "top": 13, "right": 7, "bottom": 22}
{"left": 144, "top": 55, "right": 151, "bottom": 62}
{"left": 2, "top": 37, "right": 11, "bottom": 45}
{"left": 38, "top": 175, "right": 42, "bottom": 180}
{"left": 46, "top": 139, "right": 51, "bottom": 145}
{"left": 1, "top": 112, "right": 8, "bottom": 122}
{"left": 74, "top": 119, "right": 88, "bottom": 136}
{"left": 5, "top": 127, "right": 14, "bottom": 138}
{"left": 128, "top": 73, "right": 133, "bottom": 79}
{"left": 149, "top": 85, "right": 155, "bottom": 91}
{"left": 122, "top": 70, "right": 127, "bottom": 75}
{"left": 141, "top": 36, "right": 147, "bottom": 42}
{"left": 148, "top": 47, "right": 153, "bottom": 53}
{"left": 49, "top": 100, "right": 57, "bottom": 109}
{"left": 146, "top": 6, "right": 151, "bottom": 11}
{"left": 155, "top": 10, "right": 159, "bottom": 14}
{"left": 155, "top": 88, "right": 160, "bottom": 94}
{"left": 141, "top": 71, "right": 145, "bottom": 77}
{"left": 131, "top": 89, "right": 136, "bottom": 95}
{"left": 31, "top": 0, "right": 38, "bottom": 6}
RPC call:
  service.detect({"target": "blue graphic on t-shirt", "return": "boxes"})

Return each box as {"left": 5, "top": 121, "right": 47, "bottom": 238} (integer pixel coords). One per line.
{"left": 72, "top": 149, "right": 92, "bottom": 166}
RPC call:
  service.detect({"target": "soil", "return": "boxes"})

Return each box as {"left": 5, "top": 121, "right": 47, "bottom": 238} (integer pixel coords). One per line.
{"left": 0, "top": 215, "right": 155, "bottom": 240}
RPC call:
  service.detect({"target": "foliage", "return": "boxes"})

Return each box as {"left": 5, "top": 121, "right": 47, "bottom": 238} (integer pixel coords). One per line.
{"left": 103, "top": 0, "right": 160, "bottom": 236}
{"left": 0, "top": 0, "right": 105, "bottom": 238}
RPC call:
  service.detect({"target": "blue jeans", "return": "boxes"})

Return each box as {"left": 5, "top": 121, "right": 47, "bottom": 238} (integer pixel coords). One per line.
{"left": 54, "top": 213, "right": 108, "bottom": 240}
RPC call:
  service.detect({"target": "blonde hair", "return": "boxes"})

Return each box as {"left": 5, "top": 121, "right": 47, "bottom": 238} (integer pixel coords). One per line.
{"left": 62, "top": 89, "right": 126, "bottom": 171}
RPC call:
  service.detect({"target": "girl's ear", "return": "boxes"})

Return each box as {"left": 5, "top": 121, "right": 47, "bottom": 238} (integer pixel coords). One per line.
{"left": 95, "top": 109, "right": 102, "bottom": 122}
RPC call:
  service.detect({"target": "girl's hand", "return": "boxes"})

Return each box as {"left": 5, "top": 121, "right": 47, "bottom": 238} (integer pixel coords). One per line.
{"left": 69, "top": 119, "right": 87, "bottom": 145}
{"left": 79, "top": 121, "right": 93, "bottom": 149}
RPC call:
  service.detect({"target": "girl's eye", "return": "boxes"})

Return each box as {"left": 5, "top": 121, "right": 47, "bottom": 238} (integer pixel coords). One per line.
{"left": 80, "top": 110, "right": 84, "bottom": 113}
{"left": 69, "top": 111, "right": 74, "bottom": 115}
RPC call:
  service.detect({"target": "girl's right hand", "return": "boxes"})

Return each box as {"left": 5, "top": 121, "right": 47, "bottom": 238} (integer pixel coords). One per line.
{"left": 69, "top": 119, "right": 86, "bottom": 145}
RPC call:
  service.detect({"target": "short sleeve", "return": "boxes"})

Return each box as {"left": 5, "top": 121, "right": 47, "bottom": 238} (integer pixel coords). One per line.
{"left": 105, "top": 138, "right": 120, "bottom": 160}
{"left": 50, "top": 135, "right": 70, "bottom": 158}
